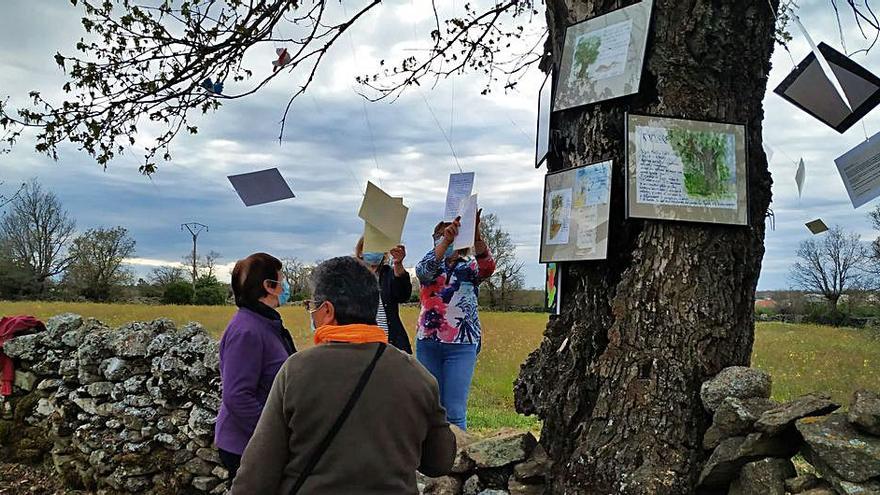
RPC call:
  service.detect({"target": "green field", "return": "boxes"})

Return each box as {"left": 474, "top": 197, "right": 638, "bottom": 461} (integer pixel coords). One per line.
{"left": 1, "top": 302, "right": 878, "bottom": 430}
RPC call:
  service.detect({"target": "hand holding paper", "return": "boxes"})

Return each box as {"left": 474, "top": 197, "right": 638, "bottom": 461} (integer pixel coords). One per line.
{"left": 453, "top": 194, "right": 478, "bottom": 251}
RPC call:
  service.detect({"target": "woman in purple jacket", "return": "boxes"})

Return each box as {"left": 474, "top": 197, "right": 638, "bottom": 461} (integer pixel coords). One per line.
{"left": 214, "top": 252, "right": 296, "bottom": 482}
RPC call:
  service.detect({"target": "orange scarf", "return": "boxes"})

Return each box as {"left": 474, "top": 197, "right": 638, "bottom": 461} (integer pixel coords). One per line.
{"left": 314, "top": 324, "right": 389, "bottom": 346}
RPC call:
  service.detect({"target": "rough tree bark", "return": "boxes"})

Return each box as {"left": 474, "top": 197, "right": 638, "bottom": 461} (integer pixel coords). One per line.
{"left": 514, "top": 1, "right": 778, "bottom": 493}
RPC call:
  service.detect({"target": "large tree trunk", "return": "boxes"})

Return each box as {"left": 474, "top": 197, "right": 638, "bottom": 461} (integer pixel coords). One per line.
{"left": 514, "top": 1, "right": 777, "bottom": 493}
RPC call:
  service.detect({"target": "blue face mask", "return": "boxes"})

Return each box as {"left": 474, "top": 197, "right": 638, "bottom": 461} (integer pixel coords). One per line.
{"left": 362, "top": 252, "right": 385, "bottom": 266}
{"left": 278, "top": 279, "right": 291, "bottom": 306}
{"left": 434, "top": 238, "right": 455, "bottom": 259}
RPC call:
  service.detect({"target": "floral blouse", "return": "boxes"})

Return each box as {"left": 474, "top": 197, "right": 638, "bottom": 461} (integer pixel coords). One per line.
{"left": 415, "top": 248, "right": 496, "bottom": 344}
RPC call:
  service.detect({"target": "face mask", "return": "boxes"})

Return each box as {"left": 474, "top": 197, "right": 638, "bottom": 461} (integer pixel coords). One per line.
{"left": 434, "top": 238, "right": 455, "bottom": 259}
{"left": 278, "top": 279, "right": 291, "bottom": 306}
{"left": 309, "top": 313, "right": 316, "bottom": 333}
{"left": 362, "top": 252, "right": 385, "bottom": 266}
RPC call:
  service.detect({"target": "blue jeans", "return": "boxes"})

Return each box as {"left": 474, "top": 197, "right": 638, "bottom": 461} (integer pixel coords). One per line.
{"left": 416, "top": 339, "right": 479, "bottom": 430}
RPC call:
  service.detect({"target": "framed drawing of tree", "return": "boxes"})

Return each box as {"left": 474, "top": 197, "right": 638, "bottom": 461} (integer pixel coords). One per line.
{"left": 554, "top": 0, "right": 653, "bottom": 111}
{"left": 625, "top": 114, "right": 749, "bottom": 226}
{"left": 540, "top": 160, "right": 613, "bottom": 262}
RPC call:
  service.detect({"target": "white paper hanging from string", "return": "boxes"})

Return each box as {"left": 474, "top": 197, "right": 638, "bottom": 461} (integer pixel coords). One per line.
{"left": 795, "top": 158, "right": 806, "bottom": 198}
{"left": 763, "top": 142, "right": 775, "bottom": 164}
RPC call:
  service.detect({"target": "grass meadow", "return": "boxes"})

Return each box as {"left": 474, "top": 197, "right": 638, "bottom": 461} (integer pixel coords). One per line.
{"left": 1, "top": 301, "right": 878, "bottom": 430}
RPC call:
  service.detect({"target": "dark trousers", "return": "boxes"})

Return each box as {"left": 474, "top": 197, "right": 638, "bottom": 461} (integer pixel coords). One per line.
{"left": 218, "top": 448, "right": 242, "bottom": 486}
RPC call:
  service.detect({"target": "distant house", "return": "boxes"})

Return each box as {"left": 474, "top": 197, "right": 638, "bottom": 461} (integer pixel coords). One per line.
{"left": 754, "top": 297, "right": 778, "bottom": 310}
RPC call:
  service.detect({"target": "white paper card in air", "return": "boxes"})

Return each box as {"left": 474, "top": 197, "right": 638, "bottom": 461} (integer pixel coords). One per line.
{"left": 444, "top": 173, "right": 475, "bottom": 221}
{"left": 227, "top": 168, "right": 295, "bottom": 206}
{"left": 835, "top": 130, "right": 880, "bottom": 208}
{"left": 796, "top": 158, "right": 806, "bottom": 198}
{"left": 453, "top": 194, "right": 478, "bottom": 251}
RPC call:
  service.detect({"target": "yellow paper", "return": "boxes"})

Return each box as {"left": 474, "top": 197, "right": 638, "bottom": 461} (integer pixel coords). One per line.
{"left": 363, "top": 222, "right": 398, "bottom": 253}
{"left": 358, "top": 182, "right": 408, "bottom": 240}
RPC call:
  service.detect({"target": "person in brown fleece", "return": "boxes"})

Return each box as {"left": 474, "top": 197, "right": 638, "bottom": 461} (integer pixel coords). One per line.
{"left": 230, "top": 256, "right": 456, "bottom": 494}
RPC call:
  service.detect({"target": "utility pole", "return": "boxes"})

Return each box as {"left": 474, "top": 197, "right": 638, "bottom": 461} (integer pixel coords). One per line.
{"left": 181, "top": 222, "right": 208, "bottom": 298}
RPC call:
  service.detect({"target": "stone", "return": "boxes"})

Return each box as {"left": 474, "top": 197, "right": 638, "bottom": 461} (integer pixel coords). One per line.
{"left": 800, "top": 482, "right": 837, "bottom": 495}
{"left": 36, "top": 378, "right": 63, "bottom": 391}
{"left": 698, "top": 433, "right": 797, "bottom": 488}
{"left": 463, "top": 474, "right": 483, "bottom": 495}
{"left": 211, "top": 465, "right": 229, "bottom": 480}
{"left": 478, "top": 490, "right": 510, "bottom": 495}
{"left": 100, "top": 357, "right": 148, "bottom": 381}
{"left": 13, "top": 370, "right": 38, "bottom": 392}
{"left": 124, "top": 394, "right": 154, "bottom": 407}
{"left": 192, "top": 476, "right": 219, "bottom": 492}
{"left": 203, "top": 340, "right": 220, "bottom": 371}
{"left": 34, "top": 398, "right": 55, "bottom": 417}
{"left": 833, "top": 479, "right": 880, "bottom": 495}
{"left": 786, "top": 474, "right": 822, "bottom": 493}
{"left": 122, "top": 376, "right": 146, "bottom": 393}
{"left": 422, "top": 476, "right": 463, "bottom": 494}
{"left": 703, "top": 397, "right": 776, "bottom": 450}
{"left": 797, "top": 413, "right": 880, "bottom": 483}
{"left": 188, "top": 405, "right": 216, "bottom": 438}
{"left": 110, "top": 321, "right": 162, "bottom": 357}
{"left": 700, "top": 366, "right": 772, "bottom": 412}
{"left": 513, "top": 444, "right": 550, "bottom": 483}
{"left": 45, "top": 313, "right": 83, "bottom": 338}
{"left": 727, "top": 457, "right": 795, "bottom": 495}
{"left": 185, "top": 457, "right": 215, "bottom": 476}
{"left": 3, "top": 333, "right": 44, "bottom": 360}
{"left": 848, "top": 389, "right": 880, "bottom": 436}
{"left": 508, "top": 480, "right": 544, "bottom": 495}
{"left": 465, "top": 431, "right": 538, "bottom": 469}
{"left": 71, "top": 396, "right": 99, "bottom": 416}
{"left": 196, "top": 447, "right": 220, "bottom": 464}
{"left": 755, "top": 393, "right": 840, "bottom": 436}
{"left": 86, "top": 381, "right": 114, "bottom": 397}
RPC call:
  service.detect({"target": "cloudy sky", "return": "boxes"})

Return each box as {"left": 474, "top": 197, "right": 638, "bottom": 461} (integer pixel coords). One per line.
{"left": 1, "top": 0, "right": 879, "bottom": 290}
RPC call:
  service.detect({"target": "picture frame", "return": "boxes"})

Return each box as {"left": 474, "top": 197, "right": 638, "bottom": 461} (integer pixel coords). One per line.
{"left": 539, "top": 159, "right": 613, "bottom": 263}
{"left": 625, "top": 113, "right": 749, "bottom": 226}
{"left": 774, "top": 42, "right": 880, "bottom": 134}
{"left": 554, "top": 0, "right": 654, "bottom": 112}
{"left": 545, "top": 263, "right": 561, "bottom": 314}
{"left": 535, "top": 71, "right": 553, "bottom": 168}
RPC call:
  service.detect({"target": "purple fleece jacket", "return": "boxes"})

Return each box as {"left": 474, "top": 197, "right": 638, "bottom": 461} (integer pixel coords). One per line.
{"left": 214, "top": 307, "right": 292, "bottom": 455}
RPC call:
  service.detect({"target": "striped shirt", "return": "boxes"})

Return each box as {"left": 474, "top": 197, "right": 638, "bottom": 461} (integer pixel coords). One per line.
{"left": 376, "top": 294, "right": 389, "bottom": 335}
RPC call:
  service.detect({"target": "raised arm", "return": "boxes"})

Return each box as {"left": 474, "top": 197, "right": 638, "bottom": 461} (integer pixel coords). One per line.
{"left": 390, "top": 245, "right": 413, "bottom": 303}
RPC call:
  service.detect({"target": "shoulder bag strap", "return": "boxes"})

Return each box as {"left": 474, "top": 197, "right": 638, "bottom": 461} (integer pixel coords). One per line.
{"left": 289, "top": 343, "right": 387, "bottom": 494}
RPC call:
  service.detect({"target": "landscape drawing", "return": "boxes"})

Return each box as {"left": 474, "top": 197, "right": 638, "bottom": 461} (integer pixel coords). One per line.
{"left": 667, "top": 128, "right": 737, "bottom": 202}
{"left": 546, "top": 189, "right": 572, "bottom": 245}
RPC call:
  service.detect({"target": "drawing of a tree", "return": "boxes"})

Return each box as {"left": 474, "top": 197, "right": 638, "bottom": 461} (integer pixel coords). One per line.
{"left": 574, "top": 36, "right": 601, "bottom": 80}
{"left": 549, "top": 194, "right": 564, "bottom": 239}
{"left": 668, "top": 128, "right": 732, "bottom": 199}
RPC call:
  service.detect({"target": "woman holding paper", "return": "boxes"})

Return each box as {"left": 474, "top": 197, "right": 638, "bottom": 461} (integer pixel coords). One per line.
{"left": 355, "top": 237, "right": 414, "bottom": 354}
{"left": 415, "top": 210, "right": 495, "bottom": 430}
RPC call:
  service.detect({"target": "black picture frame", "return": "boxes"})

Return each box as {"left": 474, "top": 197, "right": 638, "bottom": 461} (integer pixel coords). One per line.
{"left": 774, "top": 42, "right": 880, "bottom": 134}
{"left": 535, "top": 71, "right": 553, "bottom": 169}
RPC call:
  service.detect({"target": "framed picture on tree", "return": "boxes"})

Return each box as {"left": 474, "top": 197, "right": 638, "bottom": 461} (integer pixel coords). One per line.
{"left": 535, "top": 71, "right": 553, "bottom": 168}
{"left": 625, "top": 114, "right": 749, "bottom": 226}
{"left": 554, "top": 0, "right": 654, "bottom": 111}
{"left": 540, "top": 160, "right": 613, "bottom": 262}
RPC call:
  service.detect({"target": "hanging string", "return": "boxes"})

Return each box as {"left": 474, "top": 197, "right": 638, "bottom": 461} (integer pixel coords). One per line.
{"left": 420, "top": 89, "right": 463, "bottom": 172}
{"left": 340, "top": 2, "right": 383, "bottom": 188}
{"left": 767, "top": 0, "right": 799, "bottom": 68}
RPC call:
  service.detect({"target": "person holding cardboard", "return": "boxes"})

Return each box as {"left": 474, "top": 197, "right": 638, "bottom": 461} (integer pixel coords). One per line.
{"left": 355, "top": 237, "right": 414, "bottom": 354}
{"left": 415, "top": 210, "right": 496, "bottom": 430}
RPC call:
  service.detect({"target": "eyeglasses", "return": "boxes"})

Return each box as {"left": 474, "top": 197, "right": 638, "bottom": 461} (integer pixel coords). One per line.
{"left": 303, "top": 299, "right": 324, "bottom": 312}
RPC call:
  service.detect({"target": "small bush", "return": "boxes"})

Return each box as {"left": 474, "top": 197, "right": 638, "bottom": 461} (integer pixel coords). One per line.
{"left": 162, "top": 282, "right": 194, "bottom": 305}
{"left": 193, "top": 275, "right": 228, "bottom": 306}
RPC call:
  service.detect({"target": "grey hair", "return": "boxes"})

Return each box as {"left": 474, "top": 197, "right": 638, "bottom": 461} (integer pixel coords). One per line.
{"left": 308, "top": 256, "right": 379, "bottom": 325}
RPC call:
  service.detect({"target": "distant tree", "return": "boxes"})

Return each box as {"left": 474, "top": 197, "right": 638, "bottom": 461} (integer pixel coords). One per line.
{"left": 866, "top": 205, "right": 880, "bottom": 275}
{"left": 280, "top": 257, "right": 312, "bottom": 299}
{"left": 0, "top": 182, "right": 25, "bottom": 210}
{"left": 150, "top": 265, "right": 186, "bottom": 288}
{"left": 790, "top": 226, "right": 869, "bottom": 311}
{"left": 0, "top": 179, "right": 75, "bottom": 294}
{"left": 194, "top": 274, "right": 228, "bottom": 306}
{"left": 163, "top": 281, "right": 194, "bottom": 305}
{"left": 0, "top": 240, "right": 36, "bottom": 299}
{"left": 64, "top": 226, "right": 136, "bottom": 301}
{"left": 479, "top": 213, "right": 525, "bottom": 310}
{"left": 202, "top": 250, "right": 222, "bottom": 279}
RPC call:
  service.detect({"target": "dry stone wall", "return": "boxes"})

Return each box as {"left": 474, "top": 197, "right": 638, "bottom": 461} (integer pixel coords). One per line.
{"left": 0, "top": 313, "right": 226, "bottom": 494}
